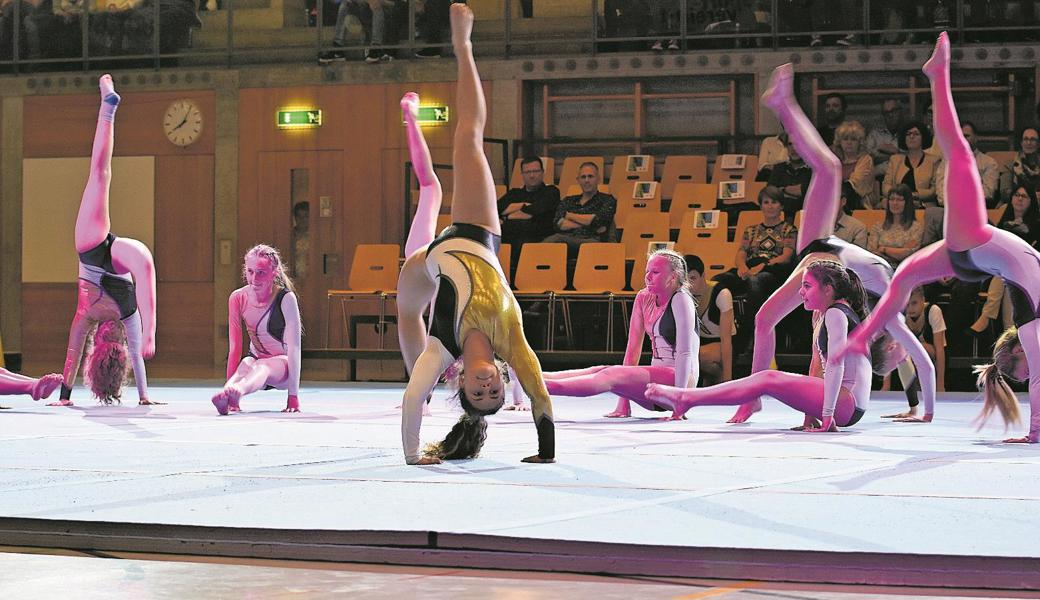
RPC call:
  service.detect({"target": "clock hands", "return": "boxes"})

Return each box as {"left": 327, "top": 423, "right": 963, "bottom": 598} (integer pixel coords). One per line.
{"left": 171, "top": 109, "right": 191, "bottom": 132}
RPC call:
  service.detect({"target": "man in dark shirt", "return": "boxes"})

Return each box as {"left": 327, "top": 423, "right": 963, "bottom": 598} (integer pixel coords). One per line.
{"left": 498, "top": 157, "right": 561, "bottom": 275}
{"left": 816, "top": 92, "right": 846, "bottom": 147}
{"left": 543, "top": 162, "right": 617, "bottom": 259}
{"left": 766, "top": 136, "right": 812, "bottom": 220}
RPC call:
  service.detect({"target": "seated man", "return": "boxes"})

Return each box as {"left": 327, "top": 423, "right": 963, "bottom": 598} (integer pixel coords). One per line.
{"left": 833, "top": 182, "right": 868, "bottom": 248}
{"left": 766, "top": 134, "right": 812, "bottom": 220}
{"left": 498, "top": 157, "right": 561, "bottom": 277}
{"left": 543, "top": 162, "right": 617, "bottom": 259}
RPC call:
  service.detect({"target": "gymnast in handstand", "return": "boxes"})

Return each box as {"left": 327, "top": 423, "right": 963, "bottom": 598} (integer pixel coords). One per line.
{"left": 727, "top": 62, "right": 936, "bottom": 425}
{"left": 536, "top": 249, "right": 699, "bottom": 418}
{"left": 839, "top": 32, "right": 1040, "bottom": 443}
{"left": 397, "top": 3, "right": 553, "bottom": 465}
{"left": 212, "top": 244, "right": 302, "bottom": 415}
{"left": 53, "top": 74, "right": 157, "bottom": 407}
{"left": 646, "top": 260, "right": 905, "bottom": 429}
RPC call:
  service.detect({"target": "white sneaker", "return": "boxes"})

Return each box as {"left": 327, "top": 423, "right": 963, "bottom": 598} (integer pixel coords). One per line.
{"left": 810, "top": 34, "right": 823, "bottom": 47}
{"left": 651, "top": 40, "right": 663, "bottom": 52}
{"left": 837, "top": 33, "right": 856, "bottom": 46}
{"left": 667, "top": 39, "right": 679, "bottom": 51}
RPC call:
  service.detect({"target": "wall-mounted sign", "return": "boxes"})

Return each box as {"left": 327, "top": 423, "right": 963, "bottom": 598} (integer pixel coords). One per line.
{"left": 277, "top": 109, "right": 322, "bottom": 129}
{"left": 404, "top": 105, "right": 450, "bottom": 125}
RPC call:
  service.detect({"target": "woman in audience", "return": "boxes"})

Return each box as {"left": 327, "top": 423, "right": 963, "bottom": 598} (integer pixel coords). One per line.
{"left": 832, "top": 120, "right": 875, "bottom": 209}
{"left": 1000, "top": 127, "right": 1040, "bottom": 205}
{"left": 883, "top": 121, "right": 941, "bottom": 207}
{"left": 868, "top": 184, "right": 924, "bottom": 268}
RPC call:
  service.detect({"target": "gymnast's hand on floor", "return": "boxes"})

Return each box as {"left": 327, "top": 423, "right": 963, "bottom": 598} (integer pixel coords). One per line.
{"left": 521, "top": 455, "right": 555, "bottom": 464}
{"left": 282, "top": 394, "right": 300, "bottom": 413}
{"left": 802, "top": 416, "right": 839, "bottom": 433}
{"left": 138, "top": 398, "right": 166, "bottom": 405}
{"left": 503, "top": 402, "right": 530, "bottom": 411}
{"left": 47, "top": 399, "right": 73, "bottom": 407}
{"left": 893, "top": 413, "right": 933, "bottom": 423}
{"left": 1003, "top": 436, "right": 1037, "bottom": 444}
{"left": 882, "top": 409, "right": 917, "bottom": 419}
{"left": 412, "top": 456, "right": 443, "bottom": 465}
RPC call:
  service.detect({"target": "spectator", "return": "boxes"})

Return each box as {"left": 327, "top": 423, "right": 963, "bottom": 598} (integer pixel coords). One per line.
{"left": 833, "top": 119, "right": 875, "bottom": 209}
{"left": 326, "top": 0, "right": 403, "bottom": 62}
{"left": 755, "top": 130, "right": 789, "bottom": 181}
{"left": 714, "top": 186, "right": 796, "bottom": 348}
{"left": 866, "top": 98, "right": 906, "bottom": 176}
{"left": 809, "top": 0, "right": 858, "bottom": 47}
{"left": 868, "top": 183, "right": 923, "bottom": 268}
{"left": 921, "top": 99, "right": 941, "bottom": 156}
{"left": 648, "top": 0, "right": 678, "bottom": 51}
{"left": 816, "top": 92, "right": 846, "bottom": 147}
{"left": 833, "top": 182, "right": 868, "bottom": 247}
{"left": 0, "top": 0, "right": 41, "bottom": 62}
{"left": 766, "top": 133, "right": 812, "bottom": 219}
{"left": 685, "top": 254, "right": 735, "bottom": 385}
{"left": 904, "top": 286, "right": 947, "bottom": 392}
{"left": 999, "top": 126, "right": 1040, "bottom": 205}
{"left": 936, "top": 121, "right": 999, "bottom": 207}
{"left": 543, "top": 162, "right": 616, "bottom": 259}
{"left": 969, "top": 184, "right": 1040, "bottom": 335}
{"left": 498, "top": 157, "right": 561, "bottom": 277}
{"left": 415, "top": 0, "right": 449, "bottom": 58}
{"left": 882, "top": 120, "right": 940, "bottom": 207}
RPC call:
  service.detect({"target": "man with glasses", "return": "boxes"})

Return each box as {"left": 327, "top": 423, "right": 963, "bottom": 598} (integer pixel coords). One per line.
{"left": 867, "top": 97, "right": 906, "bottom": 176}
{"left": 497, "top": 157, "right": 561, "bottom": 276}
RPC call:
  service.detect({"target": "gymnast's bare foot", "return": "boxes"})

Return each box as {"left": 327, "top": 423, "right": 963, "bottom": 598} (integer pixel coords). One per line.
{"left": 212, "top": 388, "right": 236, "bottom": 415}
{"left": 922, "top": 31, "right": 949, "bottom": 81}
{"left": 31, "top": 374, "right": 63, "bottom": 401}
{"left": 139, "top": 398, "right": 166, "bottom": 405}
{"left": 401, "top": 92, "right": 420, "bottom": 123}
{"left": 450, "top": 2, "right": 474, "bottom": 51}
{"left": 47, "top": 399, "right": 73, "bottom": 407}
{"left": 760, "top": 63, "right": 794, "bottom": 113}
{"left": 727, "top": 399, "right": 761, "bottom": 424}
{"left": 644, "top": 383, "right": 692, "bottom": 420}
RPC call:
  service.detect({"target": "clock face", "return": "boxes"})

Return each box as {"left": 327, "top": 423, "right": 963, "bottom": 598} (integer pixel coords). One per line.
{"left": 163, "top": 99, "right": 203, "bottom": 147}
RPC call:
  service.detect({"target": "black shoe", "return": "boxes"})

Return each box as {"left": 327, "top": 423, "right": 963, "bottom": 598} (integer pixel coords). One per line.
{"left": 414, "top": 47, "right": 442, "bottom": 59}
{"left": 364, "top": 49, "right": 381, "bottom": 63}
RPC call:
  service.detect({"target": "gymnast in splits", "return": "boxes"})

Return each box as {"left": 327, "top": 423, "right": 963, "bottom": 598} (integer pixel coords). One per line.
{"left": 212, "top": 245, "right": 302, "bottom": 415}
{"left": 534, "top": 249, "right": 698, "bottom": 418}
{"left": 397, "top": 3, "right": 553, "bottom": 465}
{"left": 646, "top": 259, "right": 905, "bottom": 429}
{"left": 727, "top": 62, "right": 936, "bottom": 425}
{"left": 839, "top": 32, "right": 1040, "bottom": 443}
{"left": 53, "top": 74, "right": 157, "bottom": 407}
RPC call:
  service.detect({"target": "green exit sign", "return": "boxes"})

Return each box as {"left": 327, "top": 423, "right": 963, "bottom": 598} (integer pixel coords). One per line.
{"left": 404, "top": 105, "right": 450, "bottom": 125}
{"left": 277, "top": 109, "right": 322, "bottom": 129}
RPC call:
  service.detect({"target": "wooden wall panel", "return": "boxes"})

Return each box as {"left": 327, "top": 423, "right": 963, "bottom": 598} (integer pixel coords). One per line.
{"left": 24, "top": 90, "right": 216, "bottom": 158}
{"left": 154, "top": 282, "right": 214, "bottom": 367}
{"left": 156, "top": 154, "right": 214, "bottom": 282}
{"left": 21, "top": 283, "right": 77, "bottom": 365}
{"left": 21, "top": 282, "right": 213, "bottom": 370}
{"left": 238, "top": 81, "right": 493, "bottom": 276}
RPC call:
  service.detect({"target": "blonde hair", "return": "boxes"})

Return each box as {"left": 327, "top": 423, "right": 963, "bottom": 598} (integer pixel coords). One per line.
{"left": 832, "top": 120, "right": 866, "bottom": 159}
{"left": 85, "top": 320, "right": 130, "bottom": 404}
{"left": 243, "top": 244, "right": 297, "bottom": 296}
{"left": 647, "top": 249, "right": 691, "bottom": 295}
{"left": 972, "top": 328, "right": 1023, "bottom": 430}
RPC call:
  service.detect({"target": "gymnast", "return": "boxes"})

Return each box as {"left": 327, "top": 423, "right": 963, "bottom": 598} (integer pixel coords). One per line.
{"left": 53, "top": 74, "right": 157, "bottom": 407}
{"left": 397, "top": 3, "right": 553, "bottom": 465}
{"left": 538, "top": 249, "right": 699, "bottom": 418}
{"left": 646, "top": 259, "right": 905, "bottom": 429}
{"left": 727, "top": 62, "right": 936, "bottom": 425}
{"left": 685, "top": 254, "right": 735, "bottom": 385}
{"left": 212, "top": 245, "right": 302, "bottom": 415}
{"left": 839, "top": 32, "right": 1040, "bottom": 443}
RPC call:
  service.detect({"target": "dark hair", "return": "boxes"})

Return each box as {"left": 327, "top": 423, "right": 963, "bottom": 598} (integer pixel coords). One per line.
{"left": 424, "top": 395, "right": 498, "bottom": 460}
{"left": 578, "top": 161, "right": 599, "bottom": 174}
{"left": 898, "top": 120, "right": 933, "bottom": 151}
{"left": 1000, "top": 184, "right": 1040, "bottom": 224}
{"left": 520, "top": 156, "right": 544, "bottom": 171}
{"left": 884, "top": 183, "right": 917, "bottom": 229}
{"left": 823, "top": 92, "right": 847, "bottom": 111}
{"left": 683, "top": 254, "right": 705, "bottom": 277}
{"left": 960, "top": 120, "right": 977, "bottom": 134}
{"left": 759, "top": 185, "right": 783, "bottom": 205}
{"left": 840, "top": 181, "right": 861, "bottom": 213}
